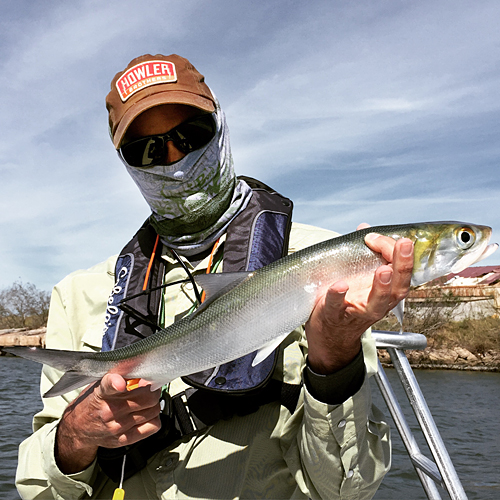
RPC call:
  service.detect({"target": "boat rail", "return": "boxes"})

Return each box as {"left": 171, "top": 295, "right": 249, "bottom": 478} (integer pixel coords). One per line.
{"left": 372, "top": 330, "right": 468, "bottom": 500}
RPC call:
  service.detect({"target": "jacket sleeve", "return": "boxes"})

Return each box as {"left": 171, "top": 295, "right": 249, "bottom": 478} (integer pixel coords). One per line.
{"left": 15, "top": 257, "right": 116, "bottom": 500}
{"left": 280, "top": 328, "right": 391, "bottom": 500}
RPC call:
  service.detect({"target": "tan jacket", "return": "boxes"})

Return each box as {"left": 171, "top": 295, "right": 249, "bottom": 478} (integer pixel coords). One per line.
{"left": 16, "top": 223, "right": 390, "bottom": 500}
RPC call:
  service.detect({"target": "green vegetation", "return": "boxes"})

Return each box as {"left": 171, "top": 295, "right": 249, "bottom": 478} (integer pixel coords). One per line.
{"left": 374, "top": 288, "right": 500, "bottom": 358}
{"left": 438, "top": 316, "right": 500, "bottom": 355}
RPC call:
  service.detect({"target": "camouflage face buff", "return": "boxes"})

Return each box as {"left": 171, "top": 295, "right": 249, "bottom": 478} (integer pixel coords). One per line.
{"left": 121, "top": 96, "right": 252, "bottom": 255}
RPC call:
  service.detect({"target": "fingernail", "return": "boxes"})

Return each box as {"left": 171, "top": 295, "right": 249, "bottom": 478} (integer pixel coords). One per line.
{"left": 365, "top": 232, "right": 380, "bottom": 241}
{"left": 380, "top": 271, "right": 392, "bottom": 284}
{"left": 401, "top": 240, "right": 413, "bottom": 257}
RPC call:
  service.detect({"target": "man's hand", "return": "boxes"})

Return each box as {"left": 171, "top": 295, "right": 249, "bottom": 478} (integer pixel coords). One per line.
{"left": 305, "top": 224, "right": 414, "bottom": 375}
{"left": 55, "top": 374, "right": 161, "bottom": 474}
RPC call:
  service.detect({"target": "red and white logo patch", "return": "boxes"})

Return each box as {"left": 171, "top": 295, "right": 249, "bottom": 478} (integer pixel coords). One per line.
{"left": 116, "top": 60, "right": 177, "bottom": 102}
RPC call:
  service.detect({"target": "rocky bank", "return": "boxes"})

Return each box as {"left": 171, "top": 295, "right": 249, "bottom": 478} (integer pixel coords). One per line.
{"left": 378, "top": 341, "right": 500, "bottom": 372}
{"left": 0, "top": 327, "right": 46, "bottom": 350}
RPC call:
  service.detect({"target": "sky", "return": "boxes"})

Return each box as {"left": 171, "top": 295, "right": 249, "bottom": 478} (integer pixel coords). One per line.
{"left": 1, "top": 0, "right": 499, "bottom": 291}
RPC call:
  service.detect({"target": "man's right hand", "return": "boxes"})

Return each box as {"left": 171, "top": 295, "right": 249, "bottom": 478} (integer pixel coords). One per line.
{"left": 55, "top": 373, "right": 162, "bottom": 474}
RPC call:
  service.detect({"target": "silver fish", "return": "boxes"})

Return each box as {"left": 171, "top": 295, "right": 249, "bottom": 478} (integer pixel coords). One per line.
{"left": 3, "top": 222, "right": 497, "bottom": 398}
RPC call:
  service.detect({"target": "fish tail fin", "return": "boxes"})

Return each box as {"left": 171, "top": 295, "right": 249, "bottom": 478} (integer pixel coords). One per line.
{"left": 44, "top": 372, "right": 100, "bottom": 398}
{"left": 1, "top": 346, "right": 90, "bottom": 372}
{"left": 2, "top": 346, "right": 101, "bottom": 398}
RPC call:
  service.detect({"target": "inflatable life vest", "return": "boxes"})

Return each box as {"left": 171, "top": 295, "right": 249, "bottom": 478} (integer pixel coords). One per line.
{"left": 97, "top": 177, "right": 302, "bottom": 482}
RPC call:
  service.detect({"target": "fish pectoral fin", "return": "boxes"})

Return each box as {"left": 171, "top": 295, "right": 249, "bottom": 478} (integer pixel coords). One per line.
{"left": 391, "top": 299, "right": 405, "bottom": 327}
{"left": 252, "top": 333, "right": 290, "bottom": 367}
{"left": 43, "top": 372, "right": 100, "bottom": 398}
{"left": 190, "top": 272, "right": 253, "bottom": 319}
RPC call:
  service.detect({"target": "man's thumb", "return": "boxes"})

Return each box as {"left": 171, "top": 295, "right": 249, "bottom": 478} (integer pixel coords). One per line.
{"left": 99, "top": 373, "right": 127, "bottom": 396}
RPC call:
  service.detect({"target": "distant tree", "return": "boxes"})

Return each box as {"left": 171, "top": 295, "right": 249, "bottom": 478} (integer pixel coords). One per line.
{"left": 0, "top": 280, "right": 50, "bottom": 329}
{"left": 0, "top": 300, "right": 9, "bottom": 322}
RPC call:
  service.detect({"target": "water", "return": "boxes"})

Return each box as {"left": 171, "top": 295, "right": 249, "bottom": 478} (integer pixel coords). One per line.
{"left": 0, "top": 357, "right": 43, "bottom": 500}
{"left": 371, "top": 368, "right": 500, "bottom": 500}
{"left": 0, "top": 358, "right": 498, "bottom": 500}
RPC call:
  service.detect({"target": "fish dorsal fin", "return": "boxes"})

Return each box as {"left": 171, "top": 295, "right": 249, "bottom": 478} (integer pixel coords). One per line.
{"left": 251, "top": 332, "right": 290, "bottom": 367}
{"left": 194, "top": 272, "right": 252, "bottom": 298}
{"left": 190, "top": 272, "right": 253, "bottom": 318}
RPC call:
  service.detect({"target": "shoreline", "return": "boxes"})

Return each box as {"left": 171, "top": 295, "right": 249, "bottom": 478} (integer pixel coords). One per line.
{"left": 380, "top": 362, "right": 499, "bottom": 372}
{"left": 0, "top": 327, "right": 46, "bottom": 351}
{"left": 378, "top": 345, "right": 500, "bottom": 372}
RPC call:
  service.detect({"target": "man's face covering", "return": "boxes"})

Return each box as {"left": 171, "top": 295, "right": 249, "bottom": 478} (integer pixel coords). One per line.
{"left": 121, "top": 96, "right": 252, "bottom": 255}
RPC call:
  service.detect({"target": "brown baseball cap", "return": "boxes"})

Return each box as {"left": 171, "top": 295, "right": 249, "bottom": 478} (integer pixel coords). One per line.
{"left": 106, "top": 54, "right": 216, "bottom": 148}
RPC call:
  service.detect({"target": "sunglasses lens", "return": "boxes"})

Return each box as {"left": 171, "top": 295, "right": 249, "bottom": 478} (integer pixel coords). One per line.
{"left": 173, "top": 115, "right": 216, "bottom": 153}
{"left": 121, "top": 137, "right": 164, "bottom": 167}
{"left": 121, "top": 114, "right": 216, "bottom": 167}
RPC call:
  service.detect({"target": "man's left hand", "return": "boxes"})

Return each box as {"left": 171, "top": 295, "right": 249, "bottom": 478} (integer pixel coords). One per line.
{"left": 305, "top": 226, "right": 414, "bottom": 375}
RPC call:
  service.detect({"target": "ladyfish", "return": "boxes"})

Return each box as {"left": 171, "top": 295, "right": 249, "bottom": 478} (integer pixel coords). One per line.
{"left": 3, "top": 222, "right": 497, "bottom": 398}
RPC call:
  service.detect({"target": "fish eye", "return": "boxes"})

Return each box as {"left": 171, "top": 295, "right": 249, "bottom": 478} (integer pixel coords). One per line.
{"left": 455, "top": 227, "right": 476, "bottom": 249}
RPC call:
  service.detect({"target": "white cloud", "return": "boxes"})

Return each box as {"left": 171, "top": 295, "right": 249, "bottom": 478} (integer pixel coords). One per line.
{"left": 1, "top": 0, "right": 500, "bottom": 290}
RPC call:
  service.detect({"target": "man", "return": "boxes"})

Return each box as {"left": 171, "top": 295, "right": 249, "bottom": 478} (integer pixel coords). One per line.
{"left": 16, "top": 54, "right": 413, "bottom": 499}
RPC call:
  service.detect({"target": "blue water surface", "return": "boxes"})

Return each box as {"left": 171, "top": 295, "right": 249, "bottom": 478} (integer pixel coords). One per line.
{"left": 0, "top": 357, "right": 498, "bottom": 499}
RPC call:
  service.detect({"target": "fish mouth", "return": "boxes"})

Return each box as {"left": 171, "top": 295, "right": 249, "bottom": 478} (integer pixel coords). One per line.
{"left": 476, "top": 243, "right": 499, "bottom": 263}
{"left": 450, "top": 242, "right": 499, "bottom": 274}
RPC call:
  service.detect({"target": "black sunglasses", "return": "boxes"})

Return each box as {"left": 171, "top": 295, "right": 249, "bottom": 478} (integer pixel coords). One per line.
{"left": 120, "top": 114, "right": 216, "bottom": 167}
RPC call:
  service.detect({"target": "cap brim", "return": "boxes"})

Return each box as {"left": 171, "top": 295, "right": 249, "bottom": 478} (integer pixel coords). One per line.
{"left": 113, "top": 91, "right": 215, "bottom": 148}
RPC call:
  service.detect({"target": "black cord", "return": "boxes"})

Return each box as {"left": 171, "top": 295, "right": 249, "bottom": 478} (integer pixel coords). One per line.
{"left": 118, "top": 303, "right": 159, "bottom": 333}
{"left": 168, "top": 248, "right": 203, "bottom": 305}
{"left": 116, "top": 248, "right": 203, "bottom": 331}
{"left": 119, "top": 278, "right": 191, "bottom": 304}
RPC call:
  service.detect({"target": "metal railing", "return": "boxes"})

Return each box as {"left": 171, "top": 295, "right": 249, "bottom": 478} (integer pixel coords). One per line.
{"left": 372, "top": 330, "right": 468, "bottom": 500}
